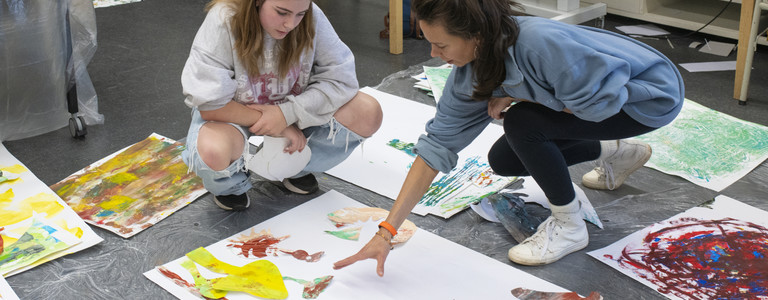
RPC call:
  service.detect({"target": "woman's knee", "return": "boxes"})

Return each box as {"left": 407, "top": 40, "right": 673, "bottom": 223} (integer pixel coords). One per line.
{"left": 334, "top": 92, "right": 383, "bottom": 138}
{"left": 487, "top": 137, "right": 529, "bottom": 177}
{"left": 196, "top": 123, "right": 245, "bottom": 171}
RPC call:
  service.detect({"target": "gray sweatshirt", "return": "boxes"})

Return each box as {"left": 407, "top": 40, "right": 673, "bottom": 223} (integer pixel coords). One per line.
{"left": 181, "top": 3, "right": 359, "bottom": 129}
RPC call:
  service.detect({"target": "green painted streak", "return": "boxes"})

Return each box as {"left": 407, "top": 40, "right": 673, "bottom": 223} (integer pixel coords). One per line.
{"left": 324, "top": 227, "right": 361, "bottom": 241}
{"left": 636, "top": 100, "right": 768, "bottom": 183}
{"left": 0, "top": 219, "right": 71, "bottom": 275}
{"left": 179, "top": 258, "right": 227, "bottom": 299}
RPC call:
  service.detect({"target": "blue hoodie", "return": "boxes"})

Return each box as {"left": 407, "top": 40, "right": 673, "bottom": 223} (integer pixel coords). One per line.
{"left": 414, "top": 16, "right": 684, "bottom": 173}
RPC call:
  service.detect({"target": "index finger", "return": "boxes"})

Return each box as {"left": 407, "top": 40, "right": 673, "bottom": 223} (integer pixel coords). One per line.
{"left": 333, "top": 253, "right": 364, "bottom": 270}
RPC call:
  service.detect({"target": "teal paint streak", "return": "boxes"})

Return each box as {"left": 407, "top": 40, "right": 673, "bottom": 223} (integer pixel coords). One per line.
{"left": 387, "top": 139, "right": 416, "bottom": 157}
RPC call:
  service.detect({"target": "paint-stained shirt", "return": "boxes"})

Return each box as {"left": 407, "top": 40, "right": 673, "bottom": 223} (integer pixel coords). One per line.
{"left": 181, "top": 3, "right": 358, "bottom": 129}
{"left": 414, "top": 16, "right": 685, "bottom": 173}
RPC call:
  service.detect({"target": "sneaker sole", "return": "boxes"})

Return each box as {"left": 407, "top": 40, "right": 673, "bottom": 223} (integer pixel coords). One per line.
{"left": 282, "top": 178, "right": 315, "bottom": 195}
{"left": 213, "top": 196, "right": 250, "bottom": 211}
{"left": 508, "top": 238, "right": 589, "bottom": 266}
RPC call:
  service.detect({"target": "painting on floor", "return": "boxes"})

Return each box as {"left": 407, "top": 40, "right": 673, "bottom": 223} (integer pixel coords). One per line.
{"left": 145, "top": 190, "right": 569, "bottom": 299}
{"left": 423, "top": 65, "right": 452, "bottom": 102}
{"left": 588, "top": 195, "right": 768, "bottom": 300}
{"left": 50, "top": 133, "right": 207, "bottom": 238}
{"left": 0, "top": 216, "right": 81, "bottom": 276}
{"left": 635, "top": 99, "right": 768, "bottom": 191}
{"left": 0, "top": 143, "right": 102, "bottom": 277}
{"left": 326, "top": 87, "right": 515, "bottom": 218}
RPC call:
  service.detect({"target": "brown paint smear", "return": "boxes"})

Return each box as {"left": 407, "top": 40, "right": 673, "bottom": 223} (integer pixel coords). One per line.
{"left": 227, "top": 229, "right": 288, "bottom": 258}
{"left": 281, "top": 249, "right": 324, "bottom": 262}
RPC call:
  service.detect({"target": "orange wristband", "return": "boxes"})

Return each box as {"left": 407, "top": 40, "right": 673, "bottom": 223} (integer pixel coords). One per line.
{"left": 378, "top": 221, "right": 397, "bottom": 237}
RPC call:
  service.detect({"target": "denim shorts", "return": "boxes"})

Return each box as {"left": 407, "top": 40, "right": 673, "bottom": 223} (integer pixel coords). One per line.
{"left": 181, "top": 109, "right": 364, "bottom": 196}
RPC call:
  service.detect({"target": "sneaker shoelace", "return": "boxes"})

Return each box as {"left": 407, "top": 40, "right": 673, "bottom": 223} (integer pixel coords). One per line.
{"left": 523, "top": 217, "right": 559, "bottom": 260}
{"left": 595, "top": 160, "right": 617, "bottom": 190}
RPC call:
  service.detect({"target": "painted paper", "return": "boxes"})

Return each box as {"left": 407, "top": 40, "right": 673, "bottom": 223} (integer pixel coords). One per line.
{"left": 326, "top": 207, "right": 416, "bottom": 244}
{"left": 93, "top": 0, "right": 141, "bottom": 8}
{"left": 326, "top": 87, "right": 516, "bottom": 218}
{"left": 0, "top": 275, "right": 19, "bottom": 300}
{"left": 145, "top": 190, "right": 568, "bottom": 299}
{"left": 0, "top": 217, "right": 80, "bottom": 276}
{"left": 0, "top": 143, "right": 102, "bottom": 277}
{"left": 282, "top": 276, "right": 333, "bottom": 299}
{"left": 50, "top": 133, "right": 207, "bottom": 238}
{"left": 588, "top": 195, "right": 768, "bottom": 300}
{"left": 423, "top": 65, "right": 452, "bottom": 102}
{"left": 186, "top": 247, "right": 288, "bottom": 299}
{"left": 635, "top": 99, "right": 768, "bottom": 191}
{"left": 511, "top": 288, "right": 603, "bottom": 300}
{"left": 413, "top": 155, "right": 517, "bottom": 218}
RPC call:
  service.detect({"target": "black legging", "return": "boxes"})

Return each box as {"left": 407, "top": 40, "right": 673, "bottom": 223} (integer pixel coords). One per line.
{"left": 488, "top": 102, "right": 656, "bottom": 206}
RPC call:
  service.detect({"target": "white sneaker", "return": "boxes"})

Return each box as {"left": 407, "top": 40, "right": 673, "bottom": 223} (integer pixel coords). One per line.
{"left": 507, "top": 200, "right": 588, "bottom": 265}
{"left": 582, "top": 139, "right": 651, "bottom": 190}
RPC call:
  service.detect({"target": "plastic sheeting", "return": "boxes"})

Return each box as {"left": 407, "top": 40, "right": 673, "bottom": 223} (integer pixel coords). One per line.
{"left": 3, "top": 58, "right": 768, "bottom": 299}
{"left": 0, "top": 0, "right": 101, "bottom": 142}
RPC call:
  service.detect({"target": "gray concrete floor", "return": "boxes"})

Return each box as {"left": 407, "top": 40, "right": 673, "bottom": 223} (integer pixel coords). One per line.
{"left": 3, "top": 0, "right": 768, "bottom": 299}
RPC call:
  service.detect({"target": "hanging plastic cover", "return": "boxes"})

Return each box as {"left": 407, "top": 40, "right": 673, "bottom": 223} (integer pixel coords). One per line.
{"left": 0, "top": 0, "right": 102, "bottom": 142}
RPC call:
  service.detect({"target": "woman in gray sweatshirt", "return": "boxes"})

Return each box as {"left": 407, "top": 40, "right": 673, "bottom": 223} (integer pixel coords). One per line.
{"left": 181, "top": 0, "right": 382, "bottom": 211}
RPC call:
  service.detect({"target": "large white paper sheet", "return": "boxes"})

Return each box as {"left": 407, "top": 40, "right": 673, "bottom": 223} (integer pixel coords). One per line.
{"left": 635, "top": 99, "right": 768, "bottom": 191}
{"left": 326, "top": 87, "right": 515, "bottom": 218}
{"left": 0, "top": 143, "right": 103, "bottom": 277}
{"left": 679, "top": 61, "right": 736, "bottom": 72}
{"left": 145, "top": 190, "right": 567, "bottom": 299}
{"left": 588, "top": 195, "right": 768, "bottom": 300}
{"left": 0, "top": 276, "right": 19, "bottom": 300}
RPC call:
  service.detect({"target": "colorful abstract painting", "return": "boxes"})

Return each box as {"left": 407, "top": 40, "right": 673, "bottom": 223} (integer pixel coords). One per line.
{"left": 588, "top": 195, "right": 768, "bottom": 300}
{"left": 326, "top": 88, "right": 513, "bottom": 219}
{"left": 50, "top": 133, "right": 207, "bottom": 238}
{"left": 635, "top": 99, "right": 768, "bottom": 191}
{"left": 145, "top": 190, "right": 569, "bottom": 299}
{"left": 413, "top": 156, "right": 517, "bottom": 218}
{"left": 0, "top": 217, "right": 80, "bottom": 276}
{"left": 0, "top": 143, "right": 102, "bottom": 277}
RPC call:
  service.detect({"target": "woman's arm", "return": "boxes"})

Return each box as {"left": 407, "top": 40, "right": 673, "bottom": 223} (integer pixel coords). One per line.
{"left": 199, "top": 101, "right": 263, "bottom": 127}
{"left": 333, "top": 156, "right": 438, "bottom": 276}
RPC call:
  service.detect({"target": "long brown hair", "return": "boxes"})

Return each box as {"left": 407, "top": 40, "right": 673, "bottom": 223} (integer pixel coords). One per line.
{"left": 206, "top": 0, "right": 315, "bottom": 78}
{"left": 412, "top": 0, "right": 524, "bottom": 101}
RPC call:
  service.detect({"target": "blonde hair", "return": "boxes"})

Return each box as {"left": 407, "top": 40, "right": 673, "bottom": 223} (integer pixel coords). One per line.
{"left": 206, "top": 0, "right": 315, "bottom": 78}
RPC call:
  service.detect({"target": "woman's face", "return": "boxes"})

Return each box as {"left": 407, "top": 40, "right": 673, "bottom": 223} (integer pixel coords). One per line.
{"left": 419, "top": 20, "right": 478, "bottom": 67}
{"left": 259, "top": 0, "right": 311, "bottom": 40}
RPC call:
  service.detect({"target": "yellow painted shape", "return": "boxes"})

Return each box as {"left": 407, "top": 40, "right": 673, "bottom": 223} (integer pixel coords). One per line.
{"left": 1, "top": 164, "right": 27, "bottom": 174}
{"left": 0, "top": 189, "right": 13, "bottom": 204}
{"left": 0, "top": 189, "right": 81, "bottom": 237}
{"left": 1, "top": 235, "right": 19, "bottom": 247}
{"left": 107, "top": 172, "right": 138, "bottom": 185}
{"left": 0, "top": 192, "right": 65, "bottom": 226}
{"left": 180, "top": 259, "right": 227, "bottom": 299}
{"left": 186, "top": 247, "right": 288, "bottom": 299}
{"left": 98, "top": 195, "right": 137, "bottom": 211}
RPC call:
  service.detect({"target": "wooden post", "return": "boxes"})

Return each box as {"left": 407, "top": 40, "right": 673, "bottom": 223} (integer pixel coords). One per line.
{"left": 734, "top": 0, "right": 757, "bottom": 102}
{"left": 389, "top": 0, "right": 403, "bottom": 54}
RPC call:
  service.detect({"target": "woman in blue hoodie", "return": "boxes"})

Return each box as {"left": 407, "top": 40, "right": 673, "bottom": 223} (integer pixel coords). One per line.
{"left": 335, "top": 0, "right": 683, "bottom": 273}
